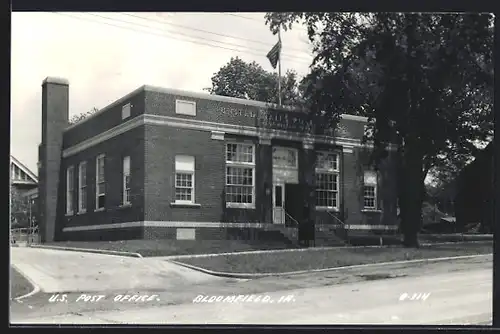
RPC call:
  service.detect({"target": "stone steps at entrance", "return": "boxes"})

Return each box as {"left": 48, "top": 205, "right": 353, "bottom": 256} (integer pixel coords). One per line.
{"left": 315, "top": 225, "right": 348, "bottom": 247}
{"left": 261, "top": 224, "right": 299, "bottom": 246}
{"left": 260, "top": 223, "right": 348, "bottom": 247}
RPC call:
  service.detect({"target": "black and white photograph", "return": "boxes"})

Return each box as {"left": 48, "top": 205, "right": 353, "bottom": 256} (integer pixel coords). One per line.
{"left": 9, "top": 11, "right": 494, "bottom": 326}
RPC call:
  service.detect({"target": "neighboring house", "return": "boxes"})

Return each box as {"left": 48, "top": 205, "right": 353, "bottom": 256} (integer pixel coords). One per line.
{"left": 454, "top": 141, "right": 494, "bottom": 233}
{"left": 37, "top": 77, "right": 400, "bottom": 244}
{"left": 10, "top": 155, "right": 38, "bottom": 194}
{"left": 10, "top": 155, "right": 38, "bottom": 228}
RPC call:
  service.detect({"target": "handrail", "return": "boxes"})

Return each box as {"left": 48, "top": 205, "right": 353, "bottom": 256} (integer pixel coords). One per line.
{"left": 284, "top": 209, "right": 300, "bottom": 228}
{"left": 326, "top": 211, "right": 349, "bottom": 241}
{"left": 327, "top": 211, "right": 346, "bottom": 228}
{"left": 273, "top": 207, "right": 300, "bottom": 228}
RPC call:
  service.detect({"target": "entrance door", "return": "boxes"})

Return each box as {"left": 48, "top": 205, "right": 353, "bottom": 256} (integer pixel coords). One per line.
{"left": 273, "top": 184, "right": 285, "bottom": 224}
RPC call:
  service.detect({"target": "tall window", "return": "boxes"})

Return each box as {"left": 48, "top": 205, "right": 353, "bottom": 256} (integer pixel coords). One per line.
{"left": 175, "top": 155, "right": 195, "bottom": 204}
{"left": 123, "top": 156, "right": 131, "bottom": 205}
{"left": 95, "top": 154, "right": 106, "bottom": 210}
{"left": 66, "top": 166, "right": 74, "bottom": 215}
{"left": 363, "top": 170, "right": 377, "bottom": 209}
{"left": 78, "top": 161, "right": 87, "bottom": 213}
{"left": 315, "top": 152, "right": 339, "bottom": 209}
{"left": 225, "top": 143, "right": 255, "bottom": 208}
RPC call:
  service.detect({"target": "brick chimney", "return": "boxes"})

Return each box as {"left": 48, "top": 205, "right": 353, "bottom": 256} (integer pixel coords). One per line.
{"left": 38, "top": 77, "right": 69, "bottom": 243}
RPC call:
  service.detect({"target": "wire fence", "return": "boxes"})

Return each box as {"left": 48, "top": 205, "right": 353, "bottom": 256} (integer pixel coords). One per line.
{"left": 10, "top": 227, "right": 39, "bottom": 245}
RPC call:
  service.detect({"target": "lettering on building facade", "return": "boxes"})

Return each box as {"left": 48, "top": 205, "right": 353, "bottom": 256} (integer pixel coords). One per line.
{"left": 212, "top": 105, "right": 315, "bottom": 133}
{"left": 159, "top": 94, "right": 353, "bottom": 137}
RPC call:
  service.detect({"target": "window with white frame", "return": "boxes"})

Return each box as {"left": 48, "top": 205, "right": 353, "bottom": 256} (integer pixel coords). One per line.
{"left": 78, "top": 161, "right": 87, "bottom": 213}
{"left": 175, "top": 99, "right": 196, "bottom": 116}
{"left": 175, "top": 155, "right": 195, "bottom": 204}
{"left": 66, "top": 166, "right": 75, "bottom": 214}
{"left": 122, "top": 103, "right": 131, "bottom": 120}
{"left": 123, "top": 156, "right": 131, "bottom": 205}
{"left": 225, "top": 143, "right": 255, "bottom": 207}
{"left": 363, "top": 170, "right": 377, "bottom": 209}
{"left": 95, "top": 154, "right": 106, "bottom": 209}
{"left": 315, "top": 152, "right": 339, "bottom": 209}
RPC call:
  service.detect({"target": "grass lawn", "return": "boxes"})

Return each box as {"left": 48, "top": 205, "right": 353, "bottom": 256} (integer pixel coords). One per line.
{"left": 44, "top": 239, "right": 299, "bottom": 257}
{"left": 10, "top": 266, "right": 33, "bottom": 299}
{"left": 175, "top": 241, "right": 493, "bottom": 274}
{"left": 347, "top": 233, "right": 492, "bottom": 246}
{"left": 42, "top": 233, "right": 493, "bottom": 258}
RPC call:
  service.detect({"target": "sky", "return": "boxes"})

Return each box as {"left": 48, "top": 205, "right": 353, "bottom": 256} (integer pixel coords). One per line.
{"left": 11, "top": 12, "right": 314, "bottom": 174}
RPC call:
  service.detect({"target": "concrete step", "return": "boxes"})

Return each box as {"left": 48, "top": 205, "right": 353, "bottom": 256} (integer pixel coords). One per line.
{"left": 254, "top": 228, "right": 299, "bottom": 247}
{"left": 260, "top": 225, "right": 299, "bottom": 245}
{"left": 314, "top": 226, "right": 348, "bottom": 246}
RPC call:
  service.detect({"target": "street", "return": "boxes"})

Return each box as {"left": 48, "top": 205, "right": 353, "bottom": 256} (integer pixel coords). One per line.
{"left": 10, "top": 247, "right": 492, "bottom": 325}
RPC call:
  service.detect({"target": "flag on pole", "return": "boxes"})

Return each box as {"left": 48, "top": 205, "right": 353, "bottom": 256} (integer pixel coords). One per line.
{"left": 266, "top": 37, "right": 282, "bottom": 69}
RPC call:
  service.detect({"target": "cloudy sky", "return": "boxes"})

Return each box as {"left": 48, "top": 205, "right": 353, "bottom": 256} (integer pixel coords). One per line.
{"left": 11, "top": 12, "right": 314, "bottom": 174}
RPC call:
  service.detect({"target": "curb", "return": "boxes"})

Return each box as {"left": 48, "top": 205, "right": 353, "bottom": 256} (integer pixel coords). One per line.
{"left": 11, "top": 263, "right": 41, "bottom": 301}
{"left": 160, "top": 239, "right": 493, "bottom": 261}
{"left": 170, "top": 253, "right": 493, "bottom": 279}
{"left": 28, "top": 244, "right": 143, "bottom": 258}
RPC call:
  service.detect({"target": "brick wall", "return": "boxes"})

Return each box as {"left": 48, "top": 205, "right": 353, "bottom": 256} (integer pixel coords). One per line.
{"left": 342, "top": 146, "right": 398, "bottom": 228}
{"left": 142, "top": 226, "right": 285, "bottom": 242}
{"left": 144, "top": 125, "right": 226, "bottom": 222}
{"left": 57, "top": 126, "right": 146, "bottom": 238}
{"left": 62, "top": 227, "right": 143, "bottom": 241}
{"left": 39, "top": 79, "right": 69, "bottom": 243}
{"left": 256, "top": 143, "right": 273, "bottom": 224}
{"left": 144, "top": 89, "right": 364, "bottom": 137}
{"left": 63, "top": 90, "right": 146, "bottom": 148}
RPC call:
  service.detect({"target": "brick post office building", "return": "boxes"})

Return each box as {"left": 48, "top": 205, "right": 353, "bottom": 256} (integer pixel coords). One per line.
{"left": 38, "top": 77, "right": 399, "bottom": 244}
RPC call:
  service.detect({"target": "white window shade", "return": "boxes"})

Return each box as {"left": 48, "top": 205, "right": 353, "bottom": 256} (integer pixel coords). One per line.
{"left": 122, "top": 103, "right": 131, "bottom": 119}
{"left": 123, "top": 156, "right": 130, "bottom": 174}
{"left": 175, "top": 100, "right": 196, "bottom": 116}
{"left": 364, "top": 171, "right": 377, "bottom": 185}
{"left": 175, "top": 155, "right": 195, "bottom": 172}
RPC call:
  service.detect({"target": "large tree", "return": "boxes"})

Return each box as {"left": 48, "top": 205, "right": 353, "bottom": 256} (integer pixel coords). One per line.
{"left": 206, "top": 56, "right": 305, "bottom": 106}
{"left": 266, "top": 12, "right": 493, "bottom": 247}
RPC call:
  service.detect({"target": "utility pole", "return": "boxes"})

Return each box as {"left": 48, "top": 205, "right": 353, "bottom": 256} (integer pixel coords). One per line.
{"left": 28, "top": 197, "right": 32, "bottom": 245}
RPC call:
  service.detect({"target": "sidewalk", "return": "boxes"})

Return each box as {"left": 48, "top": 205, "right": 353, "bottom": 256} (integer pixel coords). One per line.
{"left": 10, "top": 247, "right": 225, "bottom": 293}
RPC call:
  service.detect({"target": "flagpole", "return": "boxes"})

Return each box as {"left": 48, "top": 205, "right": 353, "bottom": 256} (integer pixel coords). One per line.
{"left": 278, "top": 29, "right": 282, "bottom": 106}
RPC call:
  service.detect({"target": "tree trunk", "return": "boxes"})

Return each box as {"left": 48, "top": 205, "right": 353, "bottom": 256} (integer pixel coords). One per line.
{"left": 400, "top": 17, "right": 424, "bottom": 248}
{"left": 399, "top": 143, "right": 425, "bottom": 248}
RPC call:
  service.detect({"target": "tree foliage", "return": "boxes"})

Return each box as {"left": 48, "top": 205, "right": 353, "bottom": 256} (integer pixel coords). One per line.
{"left": 265, "top": 12, "right": 493, "bottom": 247}
{"left": 10, "top": 186, "right": 29, "bottom": 228}
{"left": 69, "top": 107, "right": 99, "bottom": 125}
{"left": 206, "top": 57, "right": 305, "bottom": 106}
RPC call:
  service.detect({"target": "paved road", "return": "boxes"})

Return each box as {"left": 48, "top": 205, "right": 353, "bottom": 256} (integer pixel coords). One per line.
{"left": 11, "top": 249, "right": 492, "bottom": 325}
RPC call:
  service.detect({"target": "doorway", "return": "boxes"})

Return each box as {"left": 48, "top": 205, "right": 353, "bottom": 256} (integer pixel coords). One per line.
{"left": 273, "top": 184, "right": 285, "bottom": 224}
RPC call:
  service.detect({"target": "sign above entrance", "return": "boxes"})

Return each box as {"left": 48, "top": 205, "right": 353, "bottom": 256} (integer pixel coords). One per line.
{"left": 272, "top": 147, "right": 298, "bottom": 169}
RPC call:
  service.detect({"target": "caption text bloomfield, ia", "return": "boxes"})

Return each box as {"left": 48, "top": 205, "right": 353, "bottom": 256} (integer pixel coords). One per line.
{"left": 48, "top": 293, "right": 297, "bottom": 304}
